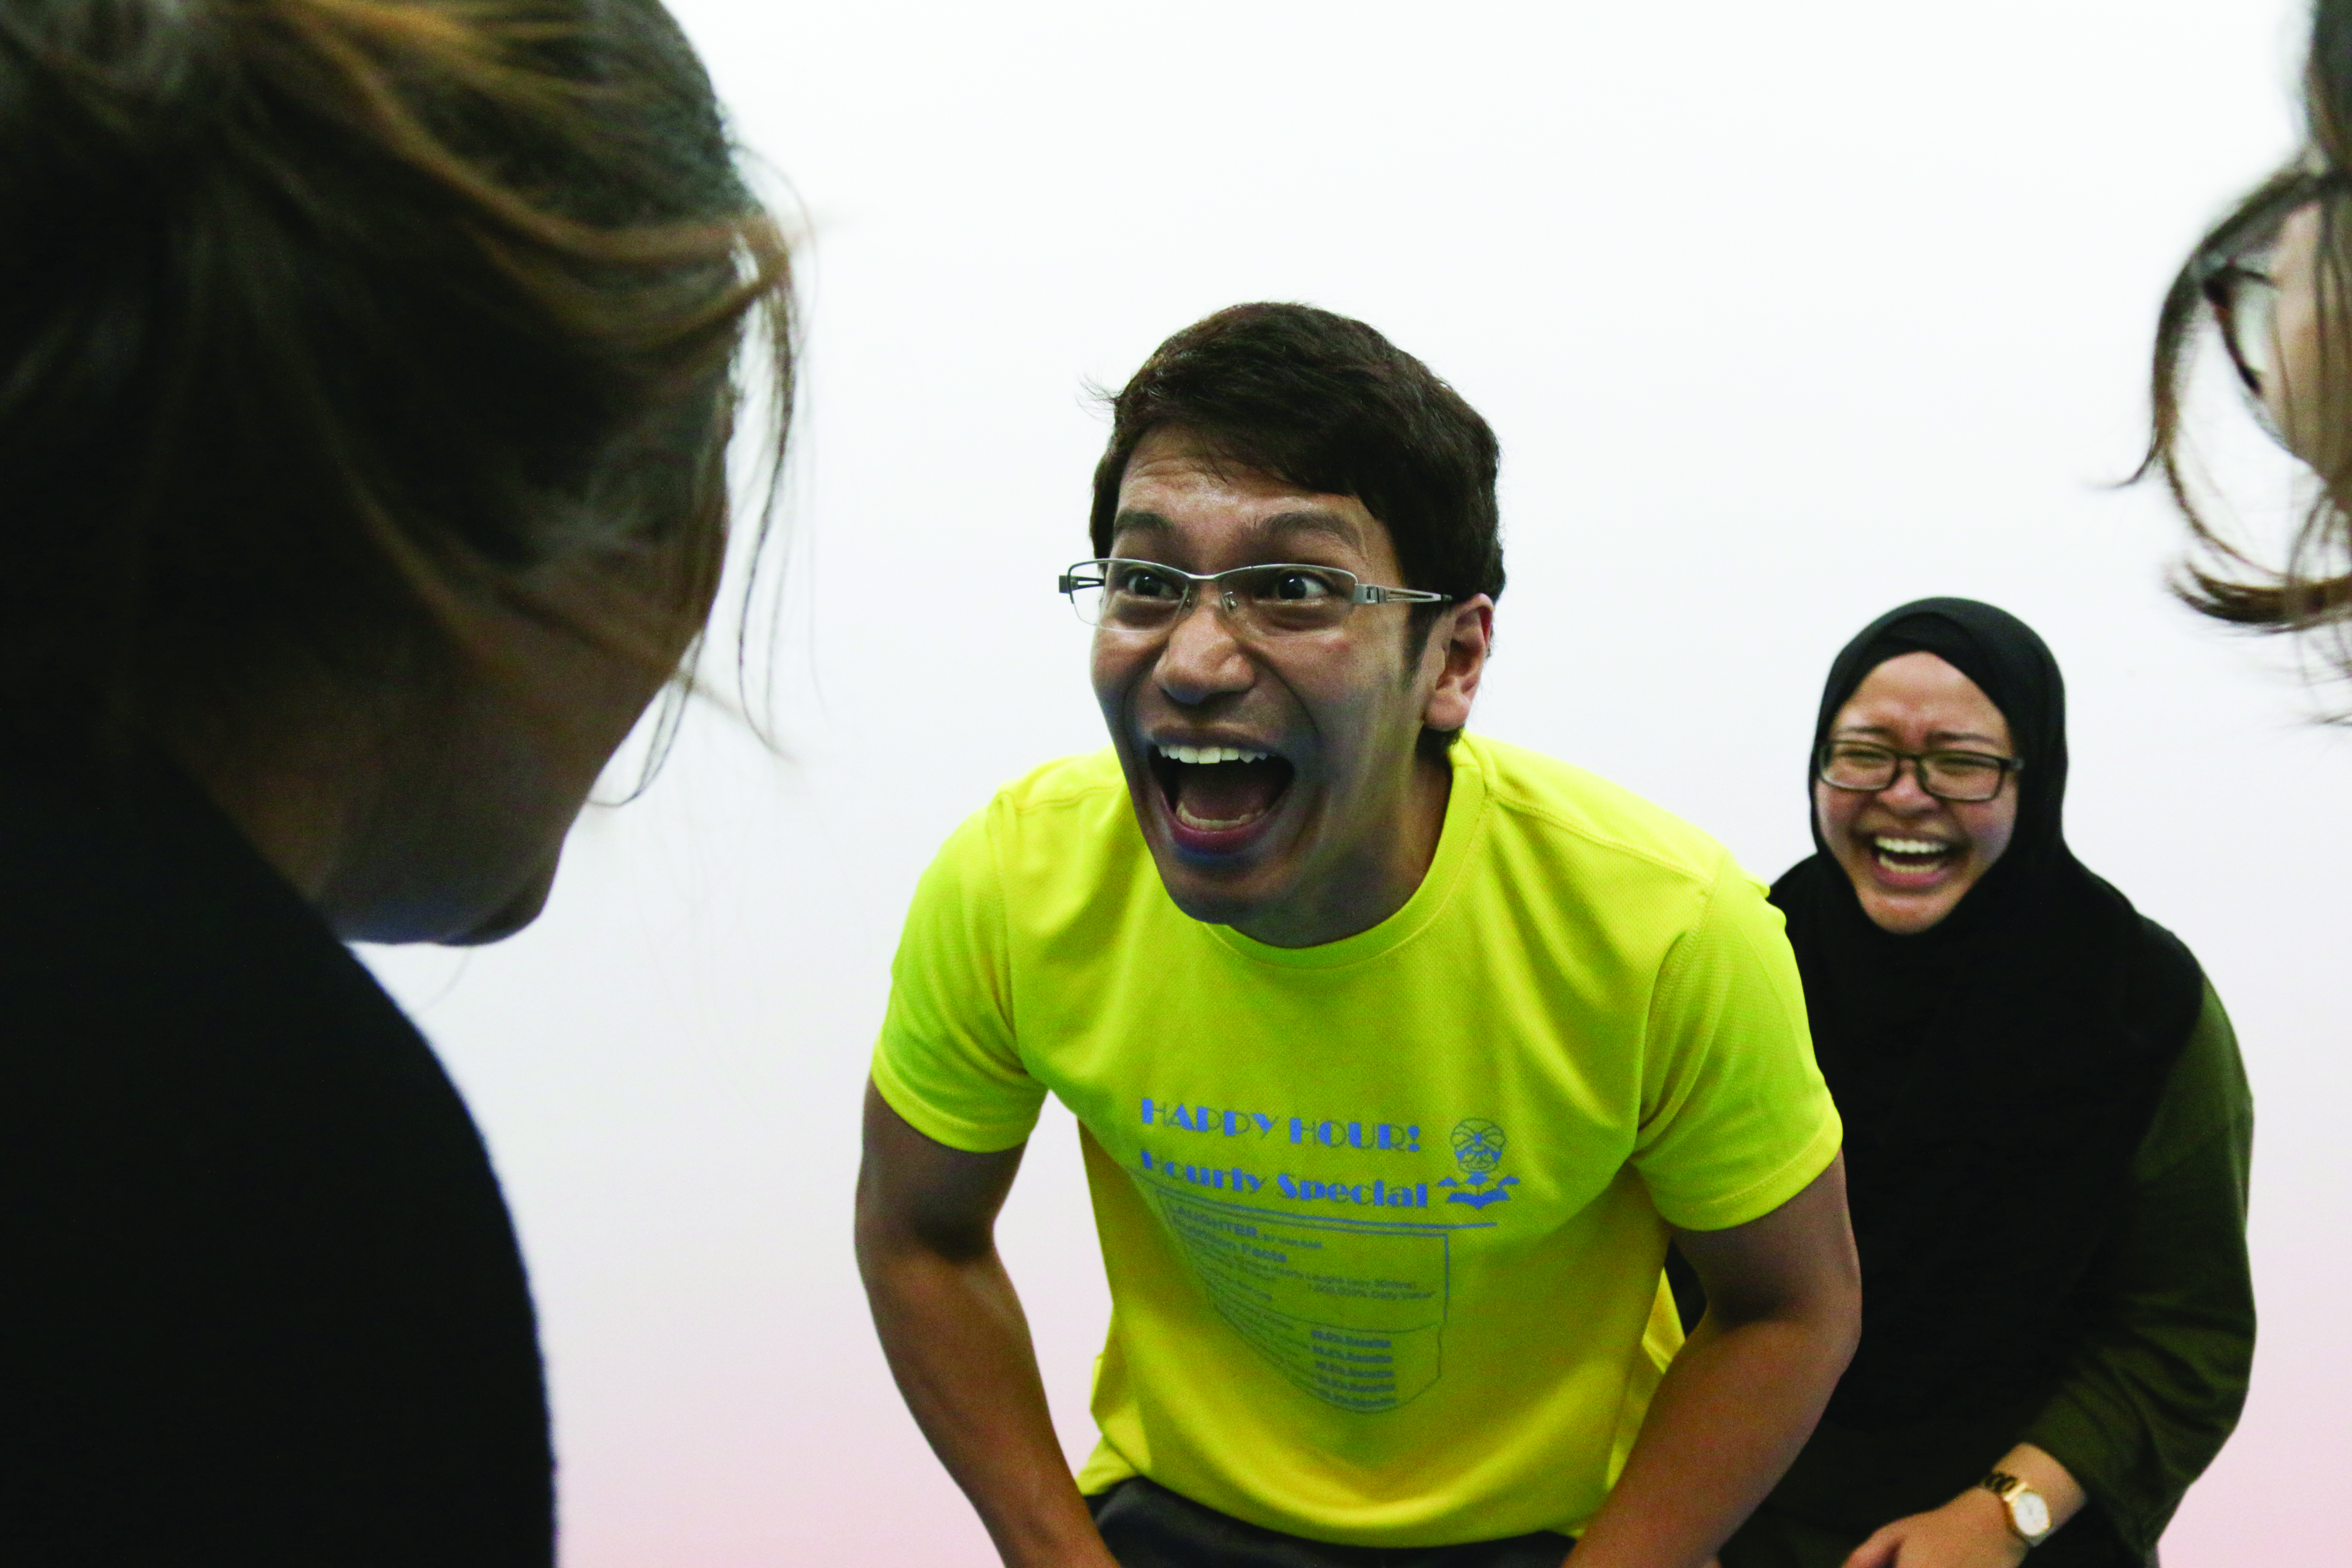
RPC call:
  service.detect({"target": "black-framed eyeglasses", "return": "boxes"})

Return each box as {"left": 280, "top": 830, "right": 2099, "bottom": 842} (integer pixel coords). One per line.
{"left": 1058, "top": 558, "right": 1451, "bottom": 637}
{"left": 1816, "top": 740, "right": 2022, "bottom": 803}
{"left": 2194, "top": 166, "right": 2352, "bottom": 402}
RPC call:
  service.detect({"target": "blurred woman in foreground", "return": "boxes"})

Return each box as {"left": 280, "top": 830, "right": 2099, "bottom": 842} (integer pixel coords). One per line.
{"left": 1694, "top": 600, "right": 2253, "bottom": 1568}
{"left": 0, "top": 1, "right": 789, "bottom": 1560}
{"left": 2150, "top": 0, "right": 2352, "bottom": 673}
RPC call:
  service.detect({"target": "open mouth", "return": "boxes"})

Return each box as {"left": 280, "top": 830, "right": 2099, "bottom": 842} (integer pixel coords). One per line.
{"left": 1869, "top": 834, "right": 1961, "bottom": 879}
{"left": 1148, "top": 742, "right": 1296, "bottom": 853}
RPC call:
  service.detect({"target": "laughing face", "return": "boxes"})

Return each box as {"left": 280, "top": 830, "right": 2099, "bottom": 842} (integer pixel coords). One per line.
{"left": 1815, "top": 651, "right": 2020, "bottom": 935}
{"left": 1093, "top": 428, "right": 1490, "bottom": 948}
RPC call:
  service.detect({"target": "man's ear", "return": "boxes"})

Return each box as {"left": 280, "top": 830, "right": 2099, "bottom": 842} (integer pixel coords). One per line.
{"left": 1420, "top": 596, "right": 1494, "bottom": 733}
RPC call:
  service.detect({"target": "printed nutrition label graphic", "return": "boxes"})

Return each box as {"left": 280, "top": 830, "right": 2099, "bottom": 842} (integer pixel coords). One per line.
{"left": 1149, "top": 1185, "right": 1455, "bottom": 1412}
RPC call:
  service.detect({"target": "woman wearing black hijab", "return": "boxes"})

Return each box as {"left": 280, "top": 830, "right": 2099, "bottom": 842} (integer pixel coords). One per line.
{"left": 1705, "top": 599, "right": 2254, "bottom": 1568}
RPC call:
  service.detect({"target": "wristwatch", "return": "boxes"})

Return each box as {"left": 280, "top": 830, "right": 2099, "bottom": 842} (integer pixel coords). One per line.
{"left": 1980, "top": 1471, "right": 2053, "bottom": 1548}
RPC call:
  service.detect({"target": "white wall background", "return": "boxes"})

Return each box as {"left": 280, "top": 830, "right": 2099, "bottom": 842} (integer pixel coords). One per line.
{"left": 363, "top": 3, "right": 2348, "bottom": 1561}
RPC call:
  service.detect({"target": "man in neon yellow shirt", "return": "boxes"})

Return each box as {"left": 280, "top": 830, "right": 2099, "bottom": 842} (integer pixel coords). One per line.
{"left": 857, "top": 303, "right": 1862, "bottom": 1568}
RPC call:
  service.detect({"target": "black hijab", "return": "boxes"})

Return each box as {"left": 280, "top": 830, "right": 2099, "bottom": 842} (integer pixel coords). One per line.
{"left": 1770, "top": 598, "right": 2206, "bottom": 1429}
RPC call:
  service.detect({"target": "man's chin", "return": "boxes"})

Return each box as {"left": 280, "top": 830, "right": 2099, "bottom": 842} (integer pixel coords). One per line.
{"left": 1130, "top": 778, "right": 1305, "bottom": 927}
{"left": 1151, "top": 857, "right": 1288, "bottom": 929}
{"left": 1146, "top": 818, "right": 1331, "bottom": 935}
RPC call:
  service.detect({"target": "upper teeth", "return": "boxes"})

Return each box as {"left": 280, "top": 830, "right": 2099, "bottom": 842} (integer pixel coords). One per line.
{"left": 1159, "top": 744, "right": 1270, "bottom": 766}
{"left": 1875, "top": 837, "right": 1950, "bottom": 855}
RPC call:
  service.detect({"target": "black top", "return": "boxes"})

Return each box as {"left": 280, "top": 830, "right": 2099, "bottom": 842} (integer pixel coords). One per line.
{"left": 0, "top": 746, "right": 554, "bottom": 1564}
{"left": 1717, "top": 985, "right": 2254, "bottom": 1568}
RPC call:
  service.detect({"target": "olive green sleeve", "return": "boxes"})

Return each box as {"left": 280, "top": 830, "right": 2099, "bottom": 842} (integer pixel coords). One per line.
{"left": 2021, "top": 981, "right": 2255, "bottom": 1558}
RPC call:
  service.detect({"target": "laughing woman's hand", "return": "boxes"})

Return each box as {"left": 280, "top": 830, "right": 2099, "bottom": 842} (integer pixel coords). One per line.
{"left": 1840, "top": 1494, "right": 2025, "bottom": 1568}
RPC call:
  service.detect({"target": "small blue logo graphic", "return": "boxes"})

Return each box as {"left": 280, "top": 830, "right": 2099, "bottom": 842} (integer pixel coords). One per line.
{"left": 1438, "top": 1118, "right": 1519, "bottom": 1209}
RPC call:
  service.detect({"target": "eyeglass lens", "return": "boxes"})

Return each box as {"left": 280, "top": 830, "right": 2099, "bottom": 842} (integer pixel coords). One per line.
{"left": 1818, "top": 742, "right": 2007, "bottom": 802}
{"left": 1068, "top": 562, "right": 1360, "bottom": 635}
{"left": 2214, "top": 262, "right": 2284, "bottom": 395}
{"left": 2208, "top": 179, "right": 2338, "bottom": 398}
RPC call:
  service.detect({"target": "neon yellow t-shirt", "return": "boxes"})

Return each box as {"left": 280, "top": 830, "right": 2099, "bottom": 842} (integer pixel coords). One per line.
{"left": 872, "top": 733, "right": 1840, "bottom": 1547}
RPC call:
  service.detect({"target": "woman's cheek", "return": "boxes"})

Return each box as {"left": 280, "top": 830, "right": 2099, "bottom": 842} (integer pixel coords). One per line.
{"left": 1814, "top": 782, "right": 1853, "bottom": 846}
{"left": 1961, "top": 800, "right": 2018, "bottom": 874}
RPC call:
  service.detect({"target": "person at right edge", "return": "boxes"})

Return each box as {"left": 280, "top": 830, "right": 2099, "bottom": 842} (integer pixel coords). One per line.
{"left": 2145, "top": 0, "right": 2352, "bottom": 681}
{"left": 1681, "top": 598, "right": 2254, "bottom": 1568}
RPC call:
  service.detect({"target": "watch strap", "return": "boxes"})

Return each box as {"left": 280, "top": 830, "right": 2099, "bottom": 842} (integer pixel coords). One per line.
{"left": 1979, "top": 1470, "right": 2052, "bottom": 1547}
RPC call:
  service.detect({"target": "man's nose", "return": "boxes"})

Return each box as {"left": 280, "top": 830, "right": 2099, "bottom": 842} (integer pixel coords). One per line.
{"left": 1155, "top": 594, "right": 1254, "bottom": 704}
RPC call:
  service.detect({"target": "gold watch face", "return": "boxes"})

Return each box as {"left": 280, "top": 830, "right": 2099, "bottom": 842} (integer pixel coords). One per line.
{"left": 2011, "top": 1490, "right": 2052, "bottom": 1539}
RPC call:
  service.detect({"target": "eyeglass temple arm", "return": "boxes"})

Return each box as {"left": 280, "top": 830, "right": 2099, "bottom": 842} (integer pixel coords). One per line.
{"left": 1351, "top": 586, "right": 1453, "bottom": 605}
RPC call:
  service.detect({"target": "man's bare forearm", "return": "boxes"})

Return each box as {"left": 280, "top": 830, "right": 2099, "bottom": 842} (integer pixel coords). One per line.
{"left": 1571, "top": 1158, "right": 1861, "bottom": 1568}
{"left": 855, "top": 1085, "right": 1118, "bottom": 1568}
{"left": 1567, "top": 1305, "right": 1855, "bottom": 1568}
{"left": 860, "top": 1243, "right": 1113, "bottom": 1566}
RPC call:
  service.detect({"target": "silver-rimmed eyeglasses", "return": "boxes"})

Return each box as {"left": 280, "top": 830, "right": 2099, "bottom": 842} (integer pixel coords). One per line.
{"left": 1059, "top": 558, "right": 1451, "bottom": 637}
{"left": 1816, "top": 740, "right": 2021, "bottom": 803}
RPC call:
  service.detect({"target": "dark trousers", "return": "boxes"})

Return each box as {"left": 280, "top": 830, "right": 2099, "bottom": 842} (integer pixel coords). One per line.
{"left": 1088, "top": 1477, "right": 1577, "bottom": 1568}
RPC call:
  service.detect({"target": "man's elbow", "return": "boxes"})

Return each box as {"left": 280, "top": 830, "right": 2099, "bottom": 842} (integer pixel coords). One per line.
{"left": 1793, "top": 1230, "right": 1863, "bottom": 1388}
{"left": 1739, "top": 1234, "right": 1863, "bottom": 1381}
{"left": 851, "top": 1188, "right": 898, "bottom": 1296}
{"left": 1785, "top": 1164, "right": 1864, "bottom": 1377}
{"left": 854, "top": 1177, "right": 996, "bottom": 1286}
{"left": 1821, "top": 1269, "right": 1862, "bottom": 1376}
{"left": 853, "top": 1167, "right": 937, "bottom": 1292}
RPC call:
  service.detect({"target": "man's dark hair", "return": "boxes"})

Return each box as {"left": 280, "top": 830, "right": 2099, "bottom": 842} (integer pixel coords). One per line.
{"left": 1089, "top": 303, "right": 1505, "bottom": 627}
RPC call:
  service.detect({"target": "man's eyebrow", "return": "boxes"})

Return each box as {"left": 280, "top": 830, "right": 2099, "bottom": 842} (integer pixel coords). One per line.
{"left": 1253, "top": 508, "right": 1366, "bottom": 548}
{"left": 1106, "top": 506, "right": 1368, "bottom": 551}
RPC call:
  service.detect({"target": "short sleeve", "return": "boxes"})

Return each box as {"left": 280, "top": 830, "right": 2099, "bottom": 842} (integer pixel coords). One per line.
{"left": 870, "top": 802, "right": 1048, "bottom": 1152}
{"left": 1632, "top": 855, "right": 1842, "bottom": 1231}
